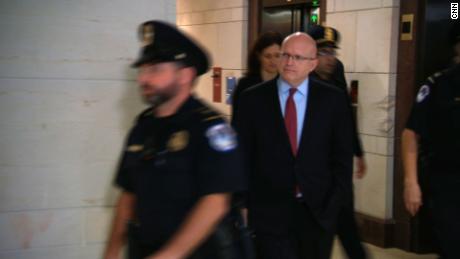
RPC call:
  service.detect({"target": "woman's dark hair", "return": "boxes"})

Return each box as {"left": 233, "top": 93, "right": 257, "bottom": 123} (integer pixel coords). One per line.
{"left": 246, "top": 31, "right": 283, "bottom": 76}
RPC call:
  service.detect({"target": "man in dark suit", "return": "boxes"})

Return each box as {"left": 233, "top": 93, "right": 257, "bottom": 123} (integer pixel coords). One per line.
{"left": 233, "top": 32, "right": 353, "bottom": 259}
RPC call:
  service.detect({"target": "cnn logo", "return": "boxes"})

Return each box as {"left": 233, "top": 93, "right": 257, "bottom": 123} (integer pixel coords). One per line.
{"left": 452, "top": 3, "right": 459, "bottom": 19}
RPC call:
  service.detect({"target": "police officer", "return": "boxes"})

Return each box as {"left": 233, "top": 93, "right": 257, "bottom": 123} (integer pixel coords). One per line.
{"left": 307, "top": 25, "right": 366, "bottom": 177}
{"left": 103, "top": 20, "right": 247, "bottom": 259}
{"left": 307, "top": 25, "right": 368, "bottom": 259}
{"left": 402, "top": 23, "right": 460, "bottom": 259}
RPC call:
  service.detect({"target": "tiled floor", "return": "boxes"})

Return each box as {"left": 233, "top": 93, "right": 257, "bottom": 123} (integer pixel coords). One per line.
{"left": 331, "top": 240, "right": 438, "bottom": 259}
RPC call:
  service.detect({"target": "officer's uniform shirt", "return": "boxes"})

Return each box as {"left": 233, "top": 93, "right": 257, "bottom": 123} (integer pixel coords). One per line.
{"left": 115, "top": 95, "right": 246, "bottom": 244}
{"left": 310, "top": 60, "right": 364, "bottom": 158}
{"left": 406, "top": 63, "right": 460, "bottom": 174}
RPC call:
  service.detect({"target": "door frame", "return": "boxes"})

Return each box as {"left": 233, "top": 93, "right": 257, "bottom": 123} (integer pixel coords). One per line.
{"left": 247, "top": 0, "right": 326, "bottom": 49}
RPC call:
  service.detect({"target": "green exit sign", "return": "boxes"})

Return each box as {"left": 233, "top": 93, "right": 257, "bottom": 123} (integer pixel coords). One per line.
{"left": 312, "top": 0, "right": 319, "bottom": 6}
{"left": 310, "top": 14, "right": 318, "bottom": 23}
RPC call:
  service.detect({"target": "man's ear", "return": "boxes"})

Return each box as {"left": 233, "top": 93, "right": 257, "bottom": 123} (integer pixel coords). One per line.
{"left": 177, "top": 66, "right": 197, "bottom": 86}
{"left": 310, "top": 58, "right": 319, "bottom": 73}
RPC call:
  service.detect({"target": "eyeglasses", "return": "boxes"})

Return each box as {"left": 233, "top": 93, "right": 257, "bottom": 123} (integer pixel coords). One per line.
{"left": 317, "top": 49, "right": 337, "bottom": 57}
{"left": 280, "top": 52, "right": 317, "bottom": 62}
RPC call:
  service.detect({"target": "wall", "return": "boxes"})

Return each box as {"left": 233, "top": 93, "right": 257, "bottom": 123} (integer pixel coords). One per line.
{"left": 177, "top": 0, "right": 248, "bottom": 116}
{"left": 0, "top": 1, "right": 175, "bottom": 258}
{"left": 325, "top": 0, "right": 400, "bottom": 219}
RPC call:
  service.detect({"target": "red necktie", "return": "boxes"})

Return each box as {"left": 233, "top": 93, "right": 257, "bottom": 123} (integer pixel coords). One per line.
{"left": 285, "top": 88, "right": 302, "bottom": 198}
{"left": 284, "top": 88, "right": 297, "bottom": 155}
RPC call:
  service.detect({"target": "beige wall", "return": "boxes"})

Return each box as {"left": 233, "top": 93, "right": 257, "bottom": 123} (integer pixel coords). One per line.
{"left": 177, "top": 0, "right": 248, "bottom": 116}
{"left": 326, "top": 0, "right": 400, "bottom": 219}
{"left": 0, "top": 1, "right": 175, "bottom": 258}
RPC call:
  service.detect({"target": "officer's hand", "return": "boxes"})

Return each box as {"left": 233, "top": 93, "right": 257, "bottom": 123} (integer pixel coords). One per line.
{"left": 404, "top": 182, "right": 422, "bottom": 216}
{"left": 354, "top": 156, "right": 367, "bottom": 179}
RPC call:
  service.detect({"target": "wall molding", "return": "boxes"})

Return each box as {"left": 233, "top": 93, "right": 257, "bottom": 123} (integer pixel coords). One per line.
{"left": 355, "top": 212, "right": 395, "bottom": 247}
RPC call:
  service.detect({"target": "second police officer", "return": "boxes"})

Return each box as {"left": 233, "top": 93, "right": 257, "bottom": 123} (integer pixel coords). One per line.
{"left": 402, "top": 23, "right": 460, "bottom": 259}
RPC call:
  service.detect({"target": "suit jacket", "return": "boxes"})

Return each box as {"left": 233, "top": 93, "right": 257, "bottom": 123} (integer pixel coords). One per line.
{"left": 233, "top": 76, "right": 353, "bottom": 234}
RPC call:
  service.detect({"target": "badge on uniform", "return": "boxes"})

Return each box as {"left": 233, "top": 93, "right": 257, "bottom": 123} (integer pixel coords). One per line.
{"left": 325, "top": 27, "right": 334, "bottom": 41}
{"left": 142, "top": 23, "right": 155, "bottom": 47}
{"left": 205, "top": 124, "right": 237, "bottom": 152}
{"left": 416, "top": 85, "right": 430, "bottom": 103}
{"left": 167, "top": 131, "right": 189, "bottom": 152}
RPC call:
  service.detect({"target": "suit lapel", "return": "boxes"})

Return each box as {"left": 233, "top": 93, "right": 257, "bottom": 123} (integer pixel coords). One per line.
{"left": 297, "top": 80, "right": 320, "bottom": 157}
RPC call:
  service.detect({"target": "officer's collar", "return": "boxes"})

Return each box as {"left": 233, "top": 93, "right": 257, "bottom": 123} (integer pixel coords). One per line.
{"left": 148, "top": 95, "right": 197, "bottom": 122}
{"left": 175, "top": 94, "right": 198, "bottom": 115}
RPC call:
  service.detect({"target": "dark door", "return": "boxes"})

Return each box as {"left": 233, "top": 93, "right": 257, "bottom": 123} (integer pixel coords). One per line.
{"left": 247, "top": 0, "right": 325, "bottom": 50}
{"left": 419, "top": 0, "right": 458, "bottom": 78}
{"left": 261, "top": 3, "right": 320, "bottom": 38}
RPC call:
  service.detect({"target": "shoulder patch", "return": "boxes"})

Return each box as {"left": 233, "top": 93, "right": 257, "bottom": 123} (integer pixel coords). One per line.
{"left": 416, "top": 84, "right": 430, "bottom": 103}
{"left": 205, "top": 123, "right": 237, "bottom": 152}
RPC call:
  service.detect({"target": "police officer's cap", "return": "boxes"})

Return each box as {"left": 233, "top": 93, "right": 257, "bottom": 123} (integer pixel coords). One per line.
{"left": 307, "top": 25, "right": 340, "bottom": 49}
{"left": 132, "top": 20, "right": 210, "bottom": 76}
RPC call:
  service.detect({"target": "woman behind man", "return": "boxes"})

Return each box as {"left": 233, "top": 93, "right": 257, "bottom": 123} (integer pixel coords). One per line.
{"left": 231, "top": 32, "right": 283, "bottom": 117}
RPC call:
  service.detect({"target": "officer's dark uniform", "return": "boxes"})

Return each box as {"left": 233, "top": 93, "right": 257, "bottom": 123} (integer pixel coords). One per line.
{"left": 308, "top": 25, "right": 364, "bottom": 158}
{"left": 115, "top": 20, "right": 247, "bottom": 259}
{"left": 405, "top": 64, "right": 460, "bottom": 259}
{"left": 307, "top": 25, "right": 367, "bottom": 259}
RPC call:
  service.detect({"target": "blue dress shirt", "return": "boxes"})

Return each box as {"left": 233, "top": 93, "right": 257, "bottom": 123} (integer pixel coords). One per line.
{"left": 278, "top": 77, "right": 310, "bottom": 146}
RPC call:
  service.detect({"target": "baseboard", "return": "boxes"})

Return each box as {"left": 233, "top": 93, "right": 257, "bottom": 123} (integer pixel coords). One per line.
{"left": 355, "top": 212, "right": 395, "bottom": 248}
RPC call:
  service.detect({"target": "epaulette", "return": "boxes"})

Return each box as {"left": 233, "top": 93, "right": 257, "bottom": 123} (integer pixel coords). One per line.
{"left": 427, "top": 70, "right": 444, "bottom": 84}
{"left": 202, "top": 114, "right": 224, "bottom": 122}
{"left": 192, "top": 106, "right": 225, "bottom": 123}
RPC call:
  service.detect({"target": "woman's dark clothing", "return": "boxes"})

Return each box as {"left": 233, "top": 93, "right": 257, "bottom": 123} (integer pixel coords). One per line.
{"left": 231, "top": 74, "right": 262, "bottom": 120}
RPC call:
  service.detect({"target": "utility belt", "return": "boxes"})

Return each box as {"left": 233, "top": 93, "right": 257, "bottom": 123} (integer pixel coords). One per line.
{"left": 127, "top": 209, "right": 255, "bottom": 259}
